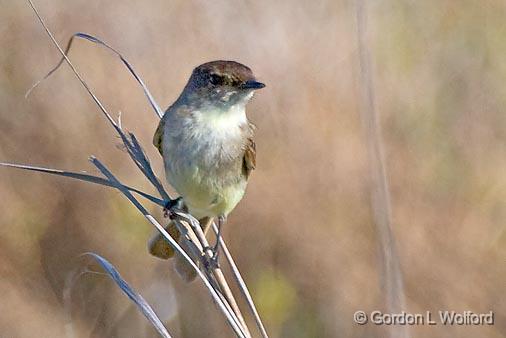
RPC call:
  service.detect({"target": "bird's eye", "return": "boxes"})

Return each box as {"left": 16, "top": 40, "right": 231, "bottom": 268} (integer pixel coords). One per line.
{"left": 210, "top": 74, "right": 222, "bottom": 85}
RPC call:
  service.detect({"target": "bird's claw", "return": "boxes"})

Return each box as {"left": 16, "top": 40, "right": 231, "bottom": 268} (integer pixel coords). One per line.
{"left": 163, "top": 197, "right": 187, "bottom": 219}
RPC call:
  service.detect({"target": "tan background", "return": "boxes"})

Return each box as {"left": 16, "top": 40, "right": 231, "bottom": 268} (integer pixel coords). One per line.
{"left": 0, "top": 0, "right": 505, "bottom": 337}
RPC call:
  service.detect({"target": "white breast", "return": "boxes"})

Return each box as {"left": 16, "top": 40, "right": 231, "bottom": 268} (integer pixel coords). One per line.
{"left": 193, "top": 103, "right": 247, "bottom": 142}
{"left": 161, "top": 101, "right": 251, "bottom": 218}
{"left": 162, "top": 101, "right": 249, "bottom": 177}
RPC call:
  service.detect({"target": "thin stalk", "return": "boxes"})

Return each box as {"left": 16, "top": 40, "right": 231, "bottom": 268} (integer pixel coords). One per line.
{"left": 90, "top": 157, "right": 248, "bottom": 338}
{"left": 355, "top": 1, "right": 409, "bottom": 338}
{"left": 213, "top": 222, "right": 269, "bottom": 338}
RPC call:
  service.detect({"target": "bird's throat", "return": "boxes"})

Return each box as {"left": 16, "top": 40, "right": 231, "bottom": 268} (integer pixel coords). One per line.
{"left": 194, "top": 102, "right": 248, "bottom": 139}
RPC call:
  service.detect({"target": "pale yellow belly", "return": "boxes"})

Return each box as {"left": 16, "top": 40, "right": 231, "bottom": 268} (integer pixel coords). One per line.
{"left": 165, "top": 161, "right": 247, "bottom": 219}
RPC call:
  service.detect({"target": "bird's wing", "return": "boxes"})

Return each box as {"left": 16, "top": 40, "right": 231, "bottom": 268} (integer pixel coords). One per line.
{"left": 242, "top": 136, "right": 256, "bottom": 178}
{"left": 154, "top": 104, "right": 192, "bottom": 155}
{"left": 153, "top": 117, "right": 165, "bottom": 156}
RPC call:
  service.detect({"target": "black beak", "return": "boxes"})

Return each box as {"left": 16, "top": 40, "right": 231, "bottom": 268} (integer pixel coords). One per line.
{"left": 241, "top": 80, "right": 266, "bottom": 90}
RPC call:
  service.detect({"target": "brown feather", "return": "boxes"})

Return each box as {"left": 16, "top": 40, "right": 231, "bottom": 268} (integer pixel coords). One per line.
{"left": 153, "top": 117, "right": 165, "bottom": 156}
{"left": 242, "top": 137, "right": 256, "bottom": 178}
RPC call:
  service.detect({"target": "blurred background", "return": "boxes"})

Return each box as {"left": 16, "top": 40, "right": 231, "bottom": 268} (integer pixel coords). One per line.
{"left": 1, "top": 0, "right": 505, "bottom": 337}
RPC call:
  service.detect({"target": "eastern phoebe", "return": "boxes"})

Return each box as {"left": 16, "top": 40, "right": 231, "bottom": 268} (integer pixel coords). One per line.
{"left": 148, "top": 60, "right": 265, "bottom": 281}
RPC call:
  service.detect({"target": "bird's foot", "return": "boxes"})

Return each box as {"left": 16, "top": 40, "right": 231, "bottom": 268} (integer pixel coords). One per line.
{"left": 163, "top": 197, "right": 187, "bottom": 219}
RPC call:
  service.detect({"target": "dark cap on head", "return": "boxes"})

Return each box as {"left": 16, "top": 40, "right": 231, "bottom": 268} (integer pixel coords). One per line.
{"left": 189, "top": 60, "right": 265, "bottom": 91}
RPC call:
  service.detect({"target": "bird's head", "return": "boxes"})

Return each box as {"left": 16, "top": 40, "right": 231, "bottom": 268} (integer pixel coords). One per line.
{"left": 182, "top": 60, "right": 265, "bottom": 108}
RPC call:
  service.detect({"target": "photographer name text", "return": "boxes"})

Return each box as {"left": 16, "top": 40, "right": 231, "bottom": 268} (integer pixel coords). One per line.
{"left": 353, "top": 310, "right": 494, "bottom": 326}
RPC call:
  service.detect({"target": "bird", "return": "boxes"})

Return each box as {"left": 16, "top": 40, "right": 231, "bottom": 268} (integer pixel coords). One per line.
{"left": 148, "top": 60, "right": 265, "bottom": 281}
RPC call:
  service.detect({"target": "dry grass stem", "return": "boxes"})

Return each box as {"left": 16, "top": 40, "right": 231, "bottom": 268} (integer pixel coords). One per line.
{"left": 0, "top": 1, "right": 273, "bottom": 337}
{"left": 356, "top": 1, "right": 409, "bottom": 338}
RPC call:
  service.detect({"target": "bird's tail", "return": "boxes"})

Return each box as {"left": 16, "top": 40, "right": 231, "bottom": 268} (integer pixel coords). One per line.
{"left": 148, "top": 217, "right": 213, "bottom": 282}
